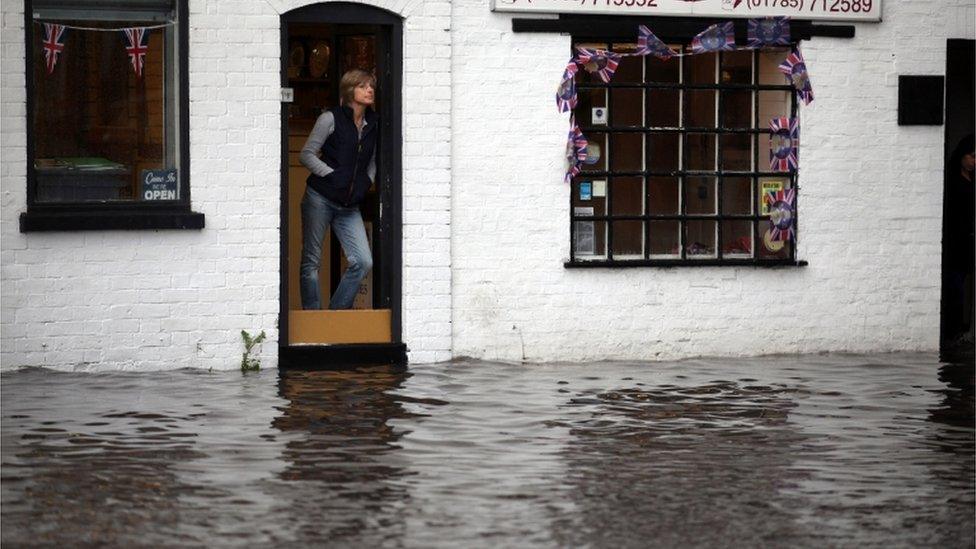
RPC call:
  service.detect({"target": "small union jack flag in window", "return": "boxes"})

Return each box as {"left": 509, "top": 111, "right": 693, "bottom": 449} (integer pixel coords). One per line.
{"left": 764, "top": 188, "right": 796, "bottom": 242}
{"left": 565, "top": 117, "right": 588, "bottom": 183}
{"left": 748, "top": 17, "right": 790, "bottom": 48}
{"left": 556, "top": 62, "right": 578, "bottom": 113}
{"left": 778, "top": 48, "right": 814, "bottom": 105}
{"left": 769, "top": 117, "right": 799, "bottom": 172}
{"left": 636, "top": 25, "right": 677, "bottom": 60}
{"left": 121, "top": 27, "right": 151, "bottom": 78}
{"left": 690, "top": 22, "right": 735, "bottom": 55}
{"left": 574, "top": 48, "right": 620, "bottom": 84}
{"left": 42, "top": 23, "right": 67, "bottom": 75}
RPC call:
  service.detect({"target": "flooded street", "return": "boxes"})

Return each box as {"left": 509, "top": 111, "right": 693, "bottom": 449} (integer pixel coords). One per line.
{"left": 2, "top": 353, "right": 973, "bottom": 548}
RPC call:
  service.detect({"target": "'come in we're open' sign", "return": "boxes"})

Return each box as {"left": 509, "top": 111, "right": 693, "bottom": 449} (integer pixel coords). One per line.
{"left": 139, "top": 169, "right": 179, "bottom": 201}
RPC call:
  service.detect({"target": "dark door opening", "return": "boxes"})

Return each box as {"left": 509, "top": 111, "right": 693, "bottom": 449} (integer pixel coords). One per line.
{"left": 279, "top": 3, "right": 404, "bottom": 367}
{"left": 940, "top": 39, "right": 975, "bottom": 362}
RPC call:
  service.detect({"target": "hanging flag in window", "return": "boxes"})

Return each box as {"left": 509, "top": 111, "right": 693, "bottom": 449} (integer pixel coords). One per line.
{"left": 556, "top": 62, "right": 579, "bottom": 113}
{"left": 769, "top": 117, "right": 799, "bottom": 172}
{"left": 778, "top": 48, "right": 814, "bottom": 105}
{"left": 121, "top": 27, "right": 151, "bottom": 78}
{"left": 575, "top": 48, "right": 620, "bottom": 84}
{"left": 747, "top": 17, "right": 790, "bottom": 48}
{"left": 635, "top": 25, "right": 677, "bottom": 59}
{"left": 42, "top": 23, "right": 68, "bottom": 75}
{"left": 565, "top": 117, "right": 588, "bottom": 183}
{"left": 690, "top": 22, "right": 735, "bottom": 54}
{"left": 764, "top": 188, "right": 796, "bottom": 241}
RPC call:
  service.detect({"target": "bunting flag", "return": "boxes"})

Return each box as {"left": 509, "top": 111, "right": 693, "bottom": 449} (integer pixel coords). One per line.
{"left": 575, "top": 47, "right": 620, "bottom": 83}
{"left": 121, "top": 27, "right": 151, "bottom": 77}
{"left": 556, "top": 62, "right": 579, "bottom": 113}
{"left": 769, "top": 117, "right": 799, "bottom": 172}
{"left": 690, "top": 22, "right": 735, "bottom": 54}
{"left": 636, "top": 25, "right": 678, "bottom": 59}
{"left": 565, "top": 117, "right": 588, "bottom": 183}
{"left": 747, "top": 17, "right": 790, "bottom": 48}
{"left": 778, "top": 48, "right": 814, "bottom": 105}
{"left": 42, "top": 23, "right": 68, "bottom": 75}
{"left": 764, "top": 188, "right": 796, "bottom": 241}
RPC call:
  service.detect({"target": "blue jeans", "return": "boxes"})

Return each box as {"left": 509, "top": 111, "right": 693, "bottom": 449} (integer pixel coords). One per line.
{"left": 300, "top": 186, "right": 372, "bottom": 310}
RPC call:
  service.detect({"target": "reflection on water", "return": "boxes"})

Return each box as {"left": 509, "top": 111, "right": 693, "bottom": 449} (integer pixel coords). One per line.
{"left": 272, "top": 368, "right": 417, "bottom": 545}
{"left": 2, "top": 354, "right": 973, "bottom": 547}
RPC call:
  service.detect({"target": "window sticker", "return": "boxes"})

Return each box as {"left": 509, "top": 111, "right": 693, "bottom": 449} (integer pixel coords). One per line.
{"left": 580, "top": 181, "right": 592, "bottom": 201}
{"left": 592, "top": 179, "right": 607, "bottom": 198}
{"left": 592, "top": 107, "right": 608, "bottom": 125}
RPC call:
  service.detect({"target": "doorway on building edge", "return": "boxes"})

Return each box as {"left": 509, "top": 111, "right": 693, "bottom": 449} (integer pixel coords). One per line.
{"left": 279, "top": 3, "right": 404, "bottom": 367}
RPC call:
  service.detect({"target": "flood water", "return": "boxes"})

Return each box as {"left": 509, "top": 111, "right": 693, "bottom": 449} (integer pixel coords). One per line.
{"left": 2, "top": 353, "right": 973, "bottom": 547}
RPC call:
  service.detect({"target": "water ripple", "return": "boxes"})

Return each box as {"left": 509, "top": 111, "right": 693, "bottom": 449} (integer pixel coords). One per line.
{"left": 1, "top": 354, "right": 973, "bottom": 547}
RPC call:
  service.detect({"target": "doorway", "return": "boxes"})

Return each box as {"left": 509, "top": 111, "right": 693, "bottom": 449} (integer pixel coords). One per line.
{"left": 279, "top": 3, "right": 404, "bottom": 367}
{"left": 940, "top": 39, "right": 975, "bottom": 361}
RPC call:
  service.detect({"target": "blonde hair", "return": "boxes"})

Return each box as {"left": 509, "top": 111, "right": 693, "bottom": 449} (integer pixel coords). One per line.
{"left": 339, "top": 69, "right": 376, "bottom": 105}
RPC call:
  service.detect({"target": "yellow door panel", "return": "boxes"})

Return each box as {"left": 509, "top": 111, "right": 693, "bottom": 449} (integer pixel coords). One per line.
{"left": 288, "top": 310, "right": 392, "bottom": 344}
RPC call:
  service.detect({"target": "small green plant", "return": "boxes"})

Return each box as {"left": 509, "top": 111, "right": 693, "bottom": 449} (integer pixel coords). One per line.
{"left": 240, "top": 330, "right": 267, "bottom": 372}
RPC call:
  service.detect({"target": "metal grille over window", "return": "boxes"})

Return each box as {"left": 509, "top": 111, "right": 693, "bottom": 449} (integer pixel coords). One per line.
{"left": 569, "top": 41, "right": 798, "bottom": 266}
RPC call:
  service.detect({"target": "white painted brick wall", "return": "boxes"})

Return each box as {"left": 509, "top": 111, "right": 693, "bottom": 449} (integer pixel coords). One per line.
{"left": 2, "top": 0, "right": 972, "bottom": 370}
{"left": 450, "top": 0, "right": 976, "bottom": 362}
{"left": 1, "top": 0, "right": 452, "bottom": 370}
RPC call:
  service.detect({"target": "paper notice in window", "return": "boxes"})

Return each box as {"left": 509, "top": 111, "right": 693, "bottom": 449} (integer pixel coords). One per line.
{"left": 759, "top": 179, "right": 785, "bottom": 215}
{"left": 592, "top": 179, "right": 606, "bottom": 198}
{"left": 574, "top": 206, "right": 595, "bottom": 255}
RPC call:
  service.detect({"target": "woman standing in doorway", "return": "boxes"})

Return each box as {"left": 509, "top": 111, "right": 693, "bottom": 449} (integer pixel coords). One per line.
{"left": 299, "top": 69, "right": 377, "bottom": 310}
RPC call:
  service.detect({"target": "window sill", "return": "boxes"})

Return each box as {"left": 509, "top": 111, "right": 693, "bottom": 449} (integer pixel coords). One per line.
{"left": 565, "top": 259, "right": 808, "bottom": 268}
{"left": 19, "top": 209, "right": 205, "bottom": 232}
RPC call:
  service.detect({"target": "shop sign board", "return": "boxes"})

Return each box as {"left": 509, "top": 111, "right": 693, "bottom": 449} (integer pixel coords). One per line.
{"left": 491, "top": 0, "right": 882, "bottom": 22}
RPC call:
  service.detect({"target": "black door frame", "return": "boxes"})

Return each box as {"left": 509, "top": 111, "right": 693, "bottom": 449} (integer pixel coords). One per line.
{"left": 940, "top": 38, "right": 975, "bottom": 360}
{"left": 279, "top": 2, "right": 405, "bottom": 368}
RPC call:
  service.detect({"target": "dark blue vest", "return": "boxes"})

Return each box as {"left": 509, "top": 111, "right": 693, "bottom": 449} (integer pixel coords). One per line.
{"left": 306, "top": 105, "right": 378, "bottom": 207}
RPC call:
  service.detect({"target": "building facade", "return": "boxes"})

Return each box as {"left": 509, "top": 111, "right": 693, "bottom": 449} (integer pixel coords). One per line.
{"left": 1, "top": 0, "right": 973, "bottom": 370}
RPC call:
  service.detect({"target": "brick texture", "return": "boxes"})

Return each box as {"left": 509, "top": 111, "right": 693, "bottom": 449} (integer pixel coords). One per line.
{"left": 1, "top": 0, "right": 452, "bottom": 370}
{"left": 449, "top": 0, "right": 976, "bottom": 362}
{"left": 2, "top": 0, "right": 973, "bottom": 370}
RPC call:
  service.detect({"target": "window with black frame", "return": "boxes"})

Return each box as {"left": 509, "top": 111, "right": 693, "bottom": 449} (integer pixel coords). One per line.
{"left": 570, "top": 39, "right": 798, "bottom": 266}
{"left": 27, "top": 0, "right": 185, "bottom": 208}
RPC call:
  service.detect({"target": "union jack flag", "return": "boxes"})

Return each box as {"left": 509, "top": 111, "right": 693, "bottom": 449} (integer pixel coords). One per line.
{"left": 778, "top": 48, "right": 814, "bottom": 105}
{"left": 747, "top": 17, "right": 790, "bottom": 48}
{"left": 556, "top": 61, "right": 578, "bottom": 113}
{"left": 121, "top": 27, "right": 151, "bottom": 77}
{"left": 635, "top": 25, "right": 677, "bottom": 60}
{"left": 565, "top": 117, "right": 588, "bottom": 183}
{"left": 769, "top": 117, "right": 799, "bottom": 172}
{"left": 763, "top": 188, "right": 796, "bottom": 241}
{"left": 575, "top": 47, "right": 620, "bottom": 84}
{"left": 41, "top": 23, "right": 67, "bottom": 75}
{"left": 690, "top": 22, "right": 735, "bottom": 55}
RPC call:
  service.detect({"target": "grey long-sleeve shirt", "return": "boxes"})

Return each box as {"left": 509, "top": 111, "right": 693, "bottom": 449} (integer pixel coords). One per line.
{"left": 299, "top": 111, "right": 377, "bottom": 182}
